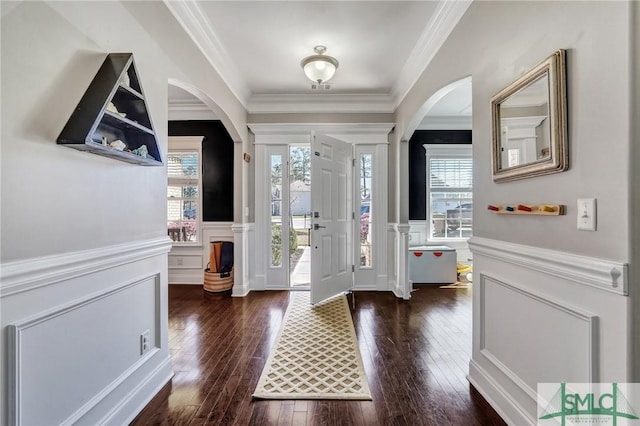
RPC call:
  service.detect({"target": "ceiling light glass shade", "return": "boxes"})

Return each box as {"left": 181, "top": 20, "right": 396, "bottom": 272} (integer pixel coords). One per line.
{"left": 301, "top": 46, "right": 339, "bottom": 83}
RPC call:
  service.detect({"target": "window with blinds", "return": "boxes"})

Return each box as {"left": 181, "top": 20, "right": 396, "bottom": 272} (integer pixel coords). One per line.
{"left": 426, "top": 145, "right": 472, "bottom": 240}
{"left": 167, "top": 151, "right": 200, "bottom": 243}
{"left": 168, "top": 152, "right": 199, "bottom": 179}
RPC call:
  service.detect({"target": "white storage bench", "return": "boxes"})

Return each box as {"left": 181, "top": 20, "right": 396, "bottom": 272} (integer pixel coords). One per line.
{"left": 408, "top": 245, "right": 457, "bottom": 284}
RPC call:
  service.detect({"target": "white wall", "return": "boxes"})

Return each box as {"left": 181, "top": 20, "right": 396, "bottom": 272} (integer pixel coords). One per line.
{"left": 395, "top": 1, "right": 635, "bottom": 424}
{"left": 631, "top": 1, "right": 640, "bottom": 382}
{"left": 397, "top": 1, "right": 631, "bottom": 258}
{"left": 0, "top": 1, "right": 247, "bottom": 424}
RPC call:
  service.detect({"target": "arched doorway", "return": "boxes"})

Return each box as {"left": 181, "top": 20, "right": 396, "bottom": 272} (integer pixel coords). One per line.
{"left": 405, "top": 77, "right": 473, "bottom": 267}
{"left": 166, "top": 81, "right": 242, "bottom": 290}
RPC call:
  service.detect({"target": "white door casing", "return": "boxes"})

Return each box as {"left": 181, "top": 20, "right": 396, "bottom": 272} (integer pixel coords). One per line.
{"left": 250, "top": 123, "right": 392, "bottom": 294}
{"left": 310, "top": 134, "right": 353, "bottom": 304}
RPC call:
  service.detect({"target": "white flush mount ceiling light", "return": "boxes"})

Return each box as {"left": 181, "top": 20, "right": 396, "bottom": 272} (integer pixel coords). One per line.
{"left": 300, "top": 45, "right": 339, "bottom": 84}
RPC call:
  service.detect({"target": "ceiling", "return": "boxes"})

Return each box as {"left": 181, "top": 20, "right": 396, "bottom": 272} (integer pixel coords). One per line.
{"left": 194, "top": 1, "right": 437, "bottom": 96}
{"left": 165, "top": 0, "right": 472, "bottom": 121}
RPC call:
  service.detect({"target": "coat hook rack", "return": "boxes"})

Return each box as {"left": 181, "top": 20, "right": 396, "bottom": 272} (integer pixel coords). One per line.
{"left": 487, "top": 204, "right": 565, "bottom": 216}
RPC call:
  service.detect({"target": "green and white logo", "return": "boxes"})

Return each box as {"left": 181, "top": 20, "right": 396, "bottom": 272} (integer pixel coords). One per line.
{"left": 538, "top": 383, "right": 640, "bottom": 425}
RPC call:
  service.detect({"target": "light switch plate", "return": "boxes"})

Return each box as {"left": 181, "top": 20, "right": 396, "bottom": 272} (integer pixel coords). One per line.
{"left": 577, "top": 198, "right": 596, "bottom": 231}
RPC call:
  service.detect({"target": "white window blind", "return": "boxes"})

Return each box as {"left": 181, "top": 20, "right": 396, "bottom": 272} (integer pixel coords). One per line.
{"left": 167, "top": 152, "right": 199, "bottom": 179}
{"left": 167, "top": 150, "right": 200, "bottom": 243}
{"left": 425, "top": 145, "right": 473, "bottom": 240}
{"left": 429, "top": 158, "right": 473, "bottom": 190}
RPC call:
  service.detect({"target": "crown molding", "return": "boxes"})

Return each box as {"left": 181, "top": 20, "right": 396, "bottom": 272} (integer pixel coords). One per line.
{"left": 391, "top": 0, "right": 473, "bottom": 106}
{"left": 416, "top": 115, "right": 472, "bottom": 130}
{"left": 163, "top": 0, "right": 251, "bottom": 107}
{"left": 168, "top": 99, "right": 218, "bottom": 121}
{"left": 164, "top": 0, "right": 472, "bottom": 114}
{"left": 247, "top": 94, "right": 395, "bottom": 114}
{"left": 248, "top": 122, "right": 395, "bottom": 136}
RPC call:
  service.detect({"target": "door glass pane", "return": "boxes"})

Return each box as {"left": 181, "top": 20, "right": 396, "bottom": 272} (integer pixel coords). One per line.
{"left": 359, "top": 154, "right": 373, "bottom": 267}
{"left": 271, "top": 155, "right": 283, "bottom": 267}
{"left": 289, "top": 146, "right": 311, "bottom": 286}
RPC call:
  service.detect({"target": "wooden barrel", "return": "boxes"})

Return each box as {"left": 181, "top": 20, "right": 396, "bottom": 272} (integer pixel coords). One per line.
{"left": 203, "top": 268, "right": 234, "bottom": 293}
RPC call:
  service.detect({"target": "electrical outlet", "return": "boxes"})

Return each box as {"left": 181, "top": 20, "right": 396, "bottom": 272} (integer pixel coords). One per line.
{"left": 140, "top": 330, "right": 150, "bottom": 355}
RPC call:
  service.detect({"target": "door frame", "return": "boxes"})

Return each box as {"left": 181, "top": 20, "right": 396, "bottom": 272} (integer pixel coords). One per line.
{"left": 250, "top": 123, "right": 393, "bottom": 292}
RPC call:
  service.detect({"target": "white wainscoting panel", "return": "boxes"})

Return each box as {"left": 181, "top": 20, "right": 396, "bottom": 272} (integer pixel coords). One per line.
{"left": 408, "top": 220, "right": 428, "bottom": 247}
{"left": 168, "top": 222, "right": 234, "bottom": 285}
{"left": 468, "top": 236, "right": 630, "bottom": 426}
{"left": 1, "top": 237, "right": 173, "bottom": 426}
{"left": 7, "top": 275, "right": 161, "bottom": 425}
{"left": 168, "top": 254, "right": 203, "bottom": 269}
{"left": 203, "top": 223, "right": 234, "bottom": 271}
{"left": 479, "top": 274, "right": 598, "bottom": 398}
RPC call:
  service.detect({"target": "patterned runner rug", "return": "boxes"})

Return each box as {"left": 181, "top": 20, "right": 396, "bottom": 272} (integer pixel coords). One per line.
{"left": 253, "top": 292, "right": 372, "bottom": 400}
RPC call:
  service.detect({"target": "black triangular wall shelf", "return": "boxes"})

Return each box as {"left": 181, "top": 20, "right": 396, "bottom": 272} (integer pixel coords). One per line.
{"left": 57, "top": 53, "right": 163, "bottom": 166}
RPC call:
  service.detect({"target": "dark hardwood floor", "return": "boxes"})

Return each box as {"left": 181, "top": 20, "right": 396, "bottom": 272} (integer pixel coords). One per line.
{"left": 131, "top": 285, "right": 506, "bottom": 426}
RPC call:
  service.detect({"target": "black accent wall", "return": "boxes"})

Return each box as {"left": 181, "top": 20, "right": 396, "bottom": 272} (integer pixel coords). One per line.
{"left": 168, "top": 121, "right": 234, "bottom": 221}
{"left": 409, "top": 130, "right": 472, "bottom": 220}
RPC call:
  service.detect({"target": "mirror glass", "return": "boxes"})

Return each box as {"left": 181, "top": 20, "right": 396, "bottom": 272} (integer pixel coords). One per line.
{"left": 491, "top": 50, "right": 567, "bottom": 182}
{"left": 499, "top": 74, "right": 550, "bottom": 169}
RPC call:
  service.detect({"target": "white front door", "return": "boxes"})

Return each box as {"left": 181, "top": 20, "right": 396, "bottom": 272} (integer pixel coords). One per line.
{"left": 310, "top": 134, "right": 353, "bottom": 305}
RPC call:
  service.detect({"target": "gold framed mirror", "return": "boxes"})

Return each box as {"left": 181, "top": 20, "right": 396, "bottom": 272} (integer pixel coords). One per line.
{"left": 491, "top": 50, "right": 568, "bottom": 182}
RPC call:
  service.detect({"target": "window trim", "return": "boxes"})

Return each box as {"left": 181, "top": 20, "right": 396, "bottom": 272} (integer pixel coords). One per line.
{"left": 168, "top": 137, "right": 203, "bottom": 246}
{"left": 423, "top": 144, "right": 472, "bottom": 242}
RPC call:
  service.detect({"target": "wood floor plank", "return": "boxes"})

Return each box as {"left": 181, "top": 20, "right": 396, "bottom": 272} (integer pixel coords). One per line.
{"left": 131, "top": 285, "right": 506, "bottom": 426}
{"left": 276, "top": 402, "right": 294, "bottom": 426}
{"left": 291, "top": 411, "right": 307, "bottom": 426}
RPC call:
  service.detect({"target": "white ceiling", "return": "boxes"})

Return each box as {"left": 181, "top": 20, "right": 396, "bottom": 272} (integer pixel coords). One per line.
{"left": 165, "top": 0, "right": 472, "bottom": 118}
{"left": 196, "top": 1, "right": 437, "bottom": 95}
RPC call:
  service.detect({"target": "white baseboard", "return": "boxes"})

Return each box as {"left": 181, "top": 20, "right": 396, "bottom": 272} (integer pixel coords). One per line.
{"left": 103, "top": 357, "right": 173, "bottom": 425}
{"left": 468, "top": 360, "right": 533, "bottom": 426}
{"left": 232, "top": 287, "right": 251, "bottom": 297}
{"left": 168, "top": 268, "right": 203, "bottom": 285}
